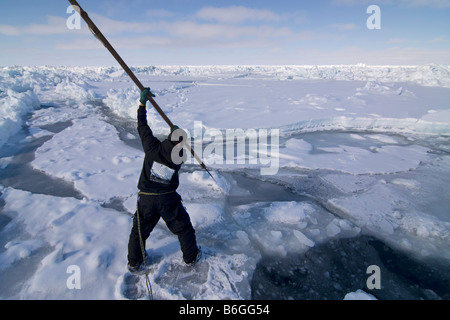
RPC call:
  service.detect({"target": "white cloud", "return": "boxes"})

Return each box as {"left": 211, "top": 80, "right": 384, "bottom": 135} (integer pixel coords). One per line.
{"left": 168, "top": 20, "right": 293, "bottom": 41}
{"left": 56, "top": 21, "right": 299, "bottom": 51}
{"left": 3, "top": 4, "right": 448, "bottom": 66}
{"left": 196, "top": 6, "right": 281, "bottom": 24}
{"left": 331, "top": 0, "right": 450, "bottom": 8}
{"left": 387, "top": 38, "right": 411, "bottom": 44}
{"left": 406, "top": 0, "right": 450, "bottom": 8}
{"left": 0, "top": 16, "right": 74, "bottom": 36}
{"left": 0, "top": 14, "right": 158, "bottom": 37}
{"left": 89, "top": 13, "right": 156, "bottom": 34}
{"left": 26, "top": 16, "right": 74, "bottom": 36}
{"left": 330, "top": 23, "right": 359, "bottom": 30}
{"left": 55, "top": 36, "right": 173, "bottom": 50}
{"left": 0, "top": 24, "right": 21, "bottom": 36}
{"left": 430, "top": 37, "right": 450, "bottom": 43}
{"left": 146, "top": 9, "right": 175, "bottom": 18}
{"left": 330, "top": 0, "right": 392, "bottom": 5}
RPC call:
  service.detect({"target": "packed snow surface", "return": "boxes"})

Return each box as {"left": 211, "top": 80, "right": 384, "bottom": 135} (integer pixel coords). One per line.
{"left": 1, "top": 64, "right": 449, "bottom": 300}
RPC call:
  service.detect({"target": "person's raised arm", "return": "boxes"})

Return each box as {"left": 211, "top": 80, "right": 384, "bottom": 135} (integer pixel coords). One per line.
{"left": 137, "top": 88, "right": 158, "bottom": 153}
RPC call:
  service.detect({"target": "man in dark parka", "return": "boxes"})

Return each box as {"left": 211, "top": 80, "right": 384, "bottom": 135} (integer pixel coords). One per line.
{"left": 127, "top": 88, "right": 200, "bottom": 272}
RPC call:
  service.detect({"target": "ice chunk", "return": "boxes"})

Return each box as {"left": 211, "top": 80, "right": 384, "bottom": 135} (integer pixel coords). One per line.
{"left": 327, "top": 183, "right": 400, "bottom": 235}
{"left": 32, "top": 116, "right": 142, "bottom": 201}
{"left": 55, "top": 78, "right": 96, "bottom": 102}
{"left": 0, "top": 89, "right": 40, "bottom": 147}
{"left": 185, "top": 203, "right": 223, "bottom": 229}
{"left": 321, "top": 174, "right": 377, "bottom": 193}
{"left": 326, "top": 220, "right": 341, "bottom": 237}
{"left": 391, "top": 178, "right": 421, "bottom": 189}
{"left": 178, "top": 170, "right": 230, "bottom": 200}
{"left": 264, "top": 201, "right": 311, "bottom": 225}
{"left": 344, "top": 289, "right": 378, "bottom": 300}
{"left": 293, "top": 230, "right": 315, "bottom": 248}
{"left": 103, "top": 86, "right": 140, "bottom": 119}
{"left": 366, "top": 134, "right": 399, "bottom": 144}
{"left": 421, "top": 109, "right": 450, "bottom": 124}
{"left": 281, "top": 138, "right": 430, "bottom": 174}
{"left": 328, "top": 180, "right": 450, "bottom": 259}
{"left": 1, "top": 187, "right": 131, "bottom": 299}
{"left": 0, "top": 240, "right": 44, "bottom": 270}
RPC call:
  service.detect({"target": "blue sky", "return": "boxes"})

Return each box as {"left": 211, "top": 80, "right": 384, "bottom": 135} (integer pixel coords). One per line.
{"left": 1, "top": 0, "right": 449, "bottom": 66}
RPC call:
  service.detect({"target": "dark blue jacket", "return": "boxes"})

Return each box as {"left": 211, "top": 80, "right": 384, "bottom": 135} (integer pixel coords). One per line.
{"left": 137, "top": 106, "right": 182, "bottom": 194}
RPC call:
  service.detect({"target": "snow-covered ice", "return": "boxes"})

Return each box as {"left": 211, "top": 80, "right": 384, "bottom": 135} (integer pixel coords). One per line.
{"left": 1, "top": 64, "right": 450, "bottom": 300}
{"left": 344, "top": 289, "right": 378, "bottom": 300}
{"left": 32, "top": 116, "right": 143, "bottom": 203}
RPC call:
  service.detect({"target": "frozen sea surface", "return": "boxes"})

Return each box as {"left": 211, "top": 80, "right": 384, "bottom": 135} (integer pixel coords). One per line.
{"left": 0, "top": 65, "right": 449, "bottom": 300}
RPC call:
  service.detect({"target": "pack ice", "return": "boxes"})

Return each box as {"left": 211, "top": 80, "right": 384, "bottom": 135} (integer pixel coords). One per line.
{"left": 1, "top": 64, "right": 449, "bottom": 300}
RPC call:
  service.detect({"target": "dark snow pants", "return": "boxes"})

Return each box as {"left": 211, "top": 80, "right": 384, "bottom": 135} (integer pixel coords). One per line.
{"left": 127, "top": 192, "right": 198, "bottom": 265}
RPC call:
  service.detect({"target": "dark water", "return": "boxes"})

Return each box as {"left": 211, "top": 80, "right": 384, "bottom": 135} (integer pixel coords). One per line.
{"left": 0, "top": 120, "right": 83, "bottom": 199}
{"left": 251, "top": 235, "right": 450, "bottom": 300}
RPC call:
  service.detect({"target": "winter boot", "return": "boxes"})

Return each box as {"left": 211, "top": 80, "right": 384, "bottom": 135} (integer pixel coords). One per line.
{"left": 186, "top": 246, "right": 202, "bottom": 267}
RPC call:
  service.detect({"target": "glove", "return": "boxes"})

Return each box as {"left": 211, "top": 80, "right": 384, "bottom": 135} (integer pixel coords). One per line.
{"left": 140, "top": 88, "right": 156, "bottom": 104}
{"left": 168, "top": 125, "right": 185, "bottom": 144}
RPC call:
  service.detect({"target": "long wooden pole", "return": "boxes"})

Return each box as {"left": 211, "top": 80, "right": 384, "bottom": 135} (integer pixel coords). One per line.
{"left": 68, "top": 0, "right": 213, "bottom": 178}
